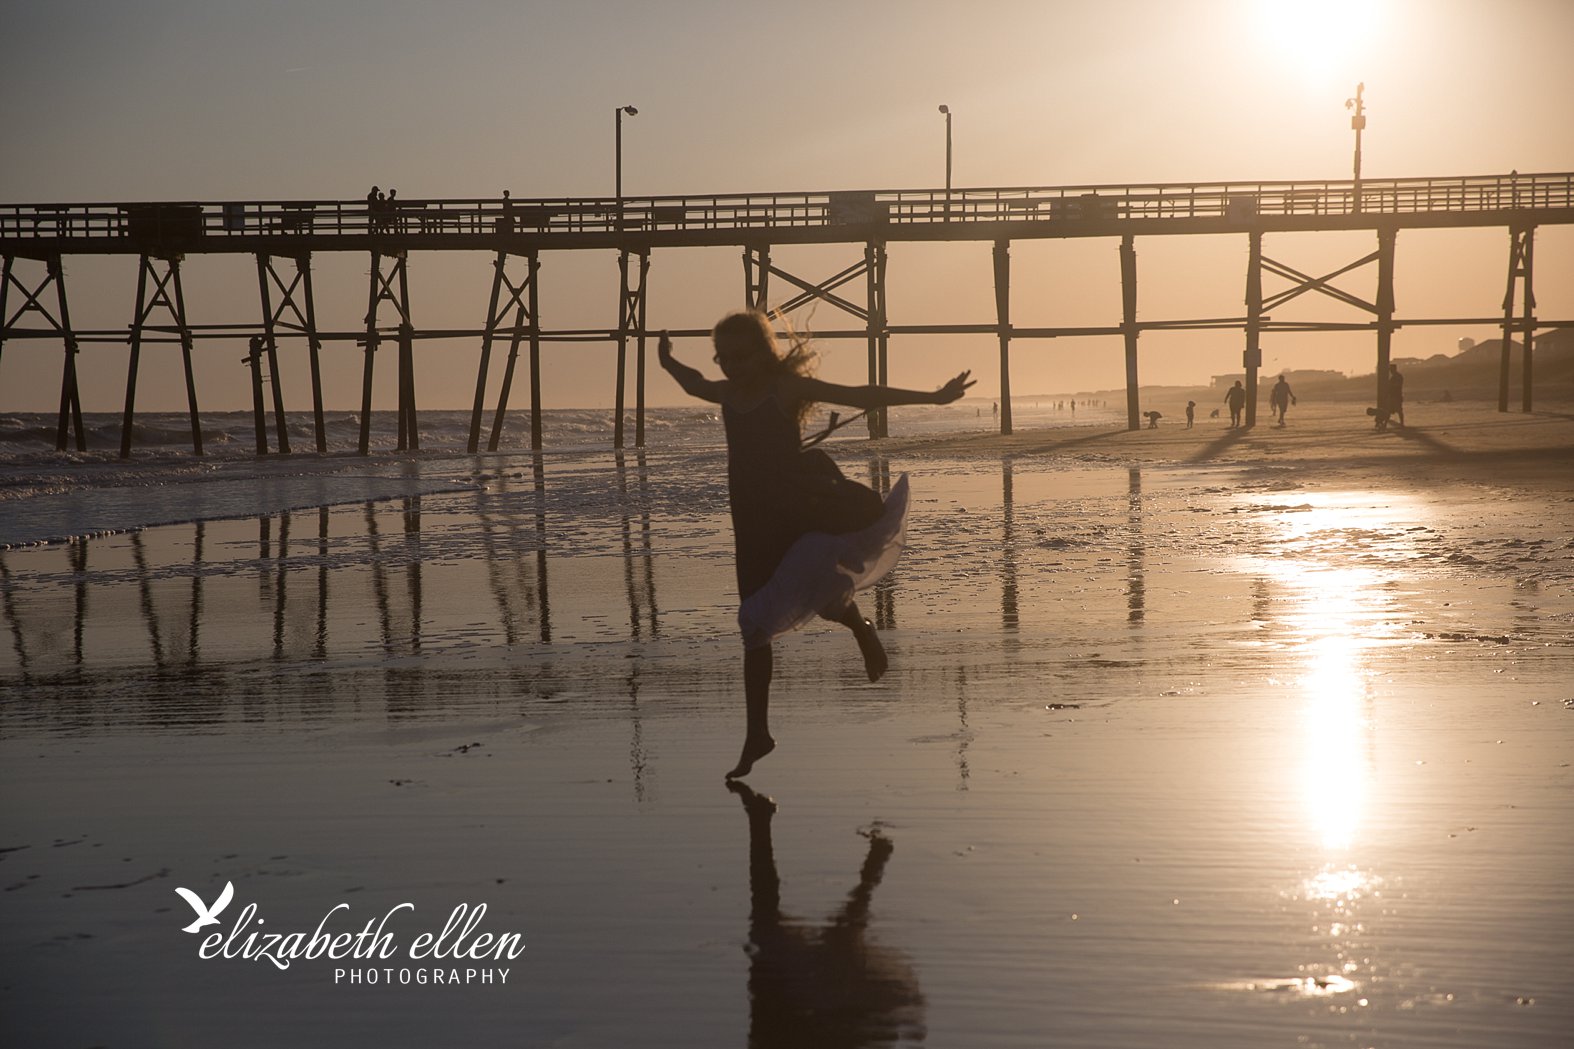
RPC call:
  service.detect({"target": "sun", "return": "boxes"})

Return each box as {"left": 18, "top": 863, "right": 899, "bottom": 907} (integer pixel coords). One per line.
{"left": 1248, "top": 0, "right": 1389, "bottom": 83}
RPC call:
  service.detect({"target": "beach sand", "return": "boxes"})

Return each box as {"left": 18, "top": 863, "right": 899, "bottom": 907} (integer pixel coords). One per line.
{"left": 2, "top": 400, "right": 1571, "bottom": 1048}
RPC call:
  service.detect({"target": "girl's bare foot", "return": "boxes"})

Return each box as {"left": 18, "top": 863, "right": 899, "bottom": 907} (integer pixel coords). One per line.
{"left": 725, "top": 735, "right": 776, "bottom": 780}
{"left": 852, "top": 618, "right": 887, "bottom": 682}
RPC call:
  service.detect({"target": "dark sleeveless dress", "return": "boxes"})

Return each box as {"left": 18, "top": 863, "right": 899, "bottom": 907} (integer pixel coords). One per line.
{"left": 723, "top": 396, "right": 814, "bottom": 599}
{"left": 721, "top": 396, "right": 910, "bottom": 648}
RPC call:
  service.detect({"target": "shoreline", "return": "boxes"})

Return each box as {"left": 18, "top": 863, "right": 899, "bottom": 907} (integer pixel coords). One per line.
{"left": 882, "top": 399, "right": 1574, "bottom": 477}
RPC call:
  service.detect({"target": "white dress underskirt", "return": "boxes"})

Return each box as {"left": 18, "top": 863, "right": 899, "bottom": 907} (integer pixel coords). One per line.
{"left": 737, "top": 474, "right": 909, "bottom": 650}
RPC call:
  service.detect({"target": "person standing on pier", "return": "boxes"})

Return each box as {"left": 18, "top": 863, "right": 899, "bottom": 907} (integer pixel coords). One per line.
{"left": 658, "top": 311, "right": 972, "bottom": 779}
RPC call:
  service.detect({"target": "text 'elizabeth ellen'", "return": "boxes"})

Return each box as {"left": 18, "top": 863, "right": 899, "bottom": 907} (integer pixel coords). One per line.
{"left": 197, "top": 902, "right": 525, "bottom": 971}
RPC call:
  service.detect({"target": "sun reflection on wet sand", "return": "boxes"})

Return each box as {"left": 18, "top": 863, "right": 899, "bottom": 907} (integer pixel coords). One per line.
{"left": 1234, "top": 492, "right": 1428, "bottom": 1008}
{"left": 1298, "top": 632, "right": 1371, "bottom": 853}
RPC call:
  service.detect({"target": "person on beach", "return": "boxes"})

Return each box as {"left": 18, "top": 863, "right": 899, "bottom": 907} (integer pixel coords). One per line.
{"left": 1388, "top": 363, "right": 1405, "bottom": 427}
{"left": 1225, "top": 380, "right": 1246, "bottom": 428}
{"left": 659, "top": 311, "right": 973, "bottom": 779}
{"left": 1185, "top": 400, "right": 1196, "bottom": 428}
{"left": 1269, "top": 374, "right": 1297, "bottom": 426}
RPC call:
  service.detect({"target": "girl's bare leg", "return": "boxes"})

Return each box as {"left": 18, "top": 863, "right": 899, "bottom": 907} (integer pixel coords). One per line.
{"left": 727, "top": 644, "right": 777, "bottom": 779}
{"left": 824, "top": 601, "right": 887, "bottom": 683}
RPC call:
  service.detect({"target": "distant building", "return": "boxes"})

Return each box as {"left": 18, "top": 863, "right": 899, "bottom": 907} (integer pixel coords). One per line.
{"left": 1211, "top": 368, "right": 1345, "bottom": 391}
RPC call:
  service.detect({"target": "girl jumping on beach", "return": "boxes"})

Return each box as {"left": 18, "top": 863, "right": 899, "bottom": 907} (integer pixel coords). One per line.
{"left": 659, "top": 311, "right": 972, "bottom": 779}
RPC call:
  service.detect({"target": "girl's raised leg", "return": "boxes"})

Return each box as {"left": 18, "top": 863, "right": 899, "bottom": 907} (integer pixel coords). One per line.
{"left": 824, "top": 602, "right": 887, "bottom": 683}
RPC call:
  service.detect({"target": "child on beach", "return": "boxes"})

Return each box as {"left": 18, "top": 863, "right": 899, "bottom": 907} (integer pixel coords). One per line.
{"left": 659, "top": 311, "right": 973, "bottom": 779}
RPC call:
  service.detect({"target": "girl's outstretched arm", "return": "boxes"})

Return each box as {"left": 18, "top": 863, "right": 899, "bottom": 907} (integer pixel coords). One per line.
{"left": 787, "top": 370, "right": 974, "bottom": 411}
{"left": 658, "top": 332, "right": 725, "bottom": 403}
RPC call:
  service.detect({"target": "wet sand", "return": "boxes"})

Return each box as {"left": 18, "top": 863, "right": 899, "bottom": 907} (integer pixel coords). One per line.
{"left": 2, "top": 402, "right": 1572, "bottom": 1047}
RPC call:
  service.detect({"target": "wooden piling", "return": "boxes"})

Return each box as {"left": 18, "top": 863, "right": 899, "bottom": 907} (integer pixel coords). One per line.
{"left": 254, "top": 255, "right": 289, "bottom": 454}
{"left": 993, "top": 239, "right": 1012, "bottom": 436}
{"left": 298, "top": 256, "right": 327, "bottom": 453}
{"left": 359, "top": 251, "right": 381, "bottom": 456}
{"left": 1521, "top": 228, "right": 1536, "bottom": 413}
{"left": 397, "top": 256, "right": 417, "bottom": 451}
{"left": 1375, "top": 227, "right": 1397, "bottom": 421}
{"left": 634, "top": 251, "right": 650, "bottom": 448}
{"left": 1499, "top": 225, "right": 1536, "bottom": 413}
{"left": 47, "top": 255, "right": 86, "bottom": 452}
{"left": 528, "top": 256, "right": 543, "bottom": 451}
{"left": 1244, "top": 231, "right": 1263, "bottom": 429}
{"left": 874, "top": 244, "right": 889, "bottom": 439}
{"left": 1120, "top": 235, "right": 1141, "bottom": 431}
{"left": 469, "top": 252, "right": 507, "bottom": 453}
{"left": 119, "top": 256, "right": 150, "bottom": 458}
{"left": 246, "top": 337, "right": 268, "bottom": 454}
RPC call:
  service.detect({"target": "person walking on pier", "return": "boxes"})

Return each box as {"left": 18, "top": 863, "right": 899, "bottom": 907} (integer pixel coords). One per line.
{"left": 1224, "top": 380, "right": 1247, "bottom": 428}
{"left": 659, "top": 311, "right": 972, "bottom": 780}
{"left": 1269, "top": 374, "right": 1297, "bottom": 427}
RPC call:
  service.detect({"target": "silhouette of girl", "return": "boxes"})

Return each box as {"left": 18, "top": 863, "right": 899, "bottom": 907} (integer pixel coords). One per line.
{"left": 659, "top": 311, "right": 971, "bottom": 778}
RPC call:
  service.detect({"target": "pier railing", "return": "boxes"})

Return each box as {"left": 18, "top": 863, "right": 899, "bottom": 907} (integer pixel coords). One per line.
{"left": 4, "top": 172, "right": 1571, "bottom": 248}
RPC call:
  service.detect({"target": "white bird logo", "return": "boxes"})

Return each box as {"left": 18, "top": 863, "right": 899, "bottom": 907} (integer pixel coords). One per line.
{"left": 174, "top": 881, "right": 235, "bottom": 934}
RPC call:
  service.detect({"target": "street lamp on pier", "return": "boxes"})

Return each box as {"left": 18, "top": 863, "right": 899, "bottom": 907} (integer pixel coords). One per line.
{"left": 938, "top": 104, "right": 953, "bottom": 219}
{"left": 616, "top": 104, "right": 638, "bottom": 222}
{"left": 1345, "top": 83, "right": 1366, "bottom": 213}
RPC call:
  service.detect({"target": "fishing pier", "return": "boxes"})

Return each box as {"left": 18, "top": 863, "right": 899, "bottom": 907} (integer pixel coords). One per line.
{"left": 3, "top": 171, "right": 1571, "bottom": 456}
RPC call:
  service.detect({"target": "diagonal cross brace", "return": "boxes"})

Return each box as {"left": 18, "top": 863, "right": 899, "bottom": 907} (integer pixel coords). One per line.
{"left": 1260, "top": 252, "right": 1379, "bottom": 314}
{"left": 2, "top": 260, "right": 67, "bottom": 333}
{"left": 768, "top": 258, "right": 871, "bottom": 322}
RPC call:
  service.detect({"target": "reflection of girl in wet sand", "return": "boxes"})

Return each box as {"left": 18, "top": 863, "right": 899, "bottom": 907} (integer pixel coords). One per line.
{"left": 729, "top": 781, "right": 926, "bottom": 1047}
{"left": 660, "top": 312, "right": 971, "bottom": 779}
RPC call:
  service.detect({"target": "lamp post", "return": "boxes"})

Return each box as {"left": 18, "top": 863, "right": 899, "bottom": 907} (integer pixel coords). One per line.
{"left": 1345, "top": 83, "right": 1365, "bottom": 214}
{"left": 615, "top": 104, "right": 638, "bottom": 221}
{"left": 938, "top": 104, "right": 952, "bottom": 219}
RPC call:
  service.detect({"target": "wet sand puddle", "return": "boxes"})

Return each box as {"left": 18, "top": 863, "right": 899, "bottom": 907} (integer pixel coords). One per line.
{"left": 2, "top": 452, "right": 1570, "bottom": 1047}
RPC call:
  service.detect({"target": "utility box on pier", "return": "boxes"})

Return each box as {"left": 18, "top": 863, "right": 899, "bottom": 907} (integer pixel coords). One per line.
{"left": 828, "top": 191, "right": 887, "bottom": 225}
{"left": 122, "top": 204, "right": 204, "bottom": 242}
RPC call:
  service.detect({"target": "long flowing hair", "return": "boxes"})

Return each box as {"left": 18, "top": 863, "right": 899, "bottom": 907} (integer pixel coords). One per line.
{"left": 712, "top": 309, "right": 820, "bottom": 426}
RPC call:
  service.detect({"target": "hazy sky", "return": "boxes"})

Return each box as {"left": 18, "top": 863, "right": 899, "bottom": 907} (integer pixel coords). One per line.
{"left": 2, "top": 0, "right": 1572, "bottom": 412}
